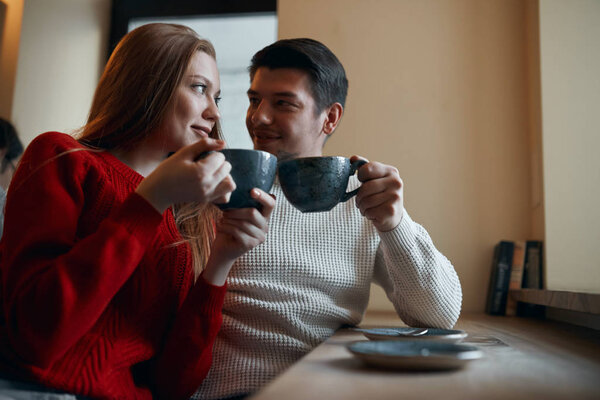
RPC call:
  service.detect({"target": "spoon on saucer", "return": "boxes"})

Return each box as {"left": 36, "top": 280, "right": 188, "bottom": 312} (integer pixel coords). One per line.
{"left": 393, "top": 328, "right": 428, "bottom": 337}
{"left": 353, "top": 327, "right": 429, "bottom": 337}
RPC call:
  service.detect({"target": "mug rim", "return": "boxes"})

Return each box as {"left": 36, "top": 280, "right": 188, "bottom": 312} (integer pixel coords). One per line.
{"left": 220, "top": 148, "right": 275, "bottom": 156}
{"left": 277, "top": 155, "right": 348, "bottom": 165}
{"left": 220, "top": 148, "right": 277, "bottom": 162}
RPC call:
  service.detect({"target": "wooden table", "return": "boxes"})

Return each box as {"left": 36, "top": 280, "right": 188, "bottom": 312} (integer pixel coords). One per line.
{"left": 249, "top": 312, "right": 600, "bottom": 400}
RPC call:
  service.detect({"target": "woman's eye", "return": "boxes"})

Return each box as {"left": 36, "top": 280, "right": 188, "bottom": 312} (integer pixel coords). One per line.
{"left": 215, "top": 96, "right": 222, "bottom": 106}
{"left": 192, "top": 84, "right": 207, "bottom": 94}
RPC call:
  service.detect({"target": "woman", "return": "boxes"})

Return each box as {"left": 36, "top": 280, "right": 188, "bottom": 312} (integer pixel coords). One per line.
{"left": 0, "top": 23, "right": 274, "bottom": 399}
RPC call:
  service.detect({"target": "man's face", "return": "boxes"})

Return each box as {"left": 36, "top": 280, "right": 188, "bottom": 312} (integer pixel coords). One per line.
{"left": 246, "top": 67, "right": 329, "bottom": 161}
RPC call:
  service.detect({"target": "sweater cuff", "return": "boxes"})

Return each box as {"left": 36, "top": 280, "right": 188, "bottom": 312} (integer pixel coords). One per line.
{"left": 188, "top": 274, "right": 228, "bottom": 316}
{"left": 111, "top": 192, "right": 164, "bottom": 245}
{"left": 378, "top": 209, "right": 418, "bottom": 255}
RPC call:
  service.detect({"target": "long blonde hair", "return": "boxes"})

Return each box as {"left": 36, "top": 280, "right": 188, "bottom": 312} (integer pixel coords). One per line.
{"left": 78, "top": 23, "right": 220, "bottom": 279}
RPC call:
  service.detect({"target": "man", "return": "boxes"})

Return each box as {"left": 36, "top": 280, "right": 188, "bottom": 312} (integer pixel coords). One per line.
{"left": 193, "top": 38, "right": 462, "bottom": 400}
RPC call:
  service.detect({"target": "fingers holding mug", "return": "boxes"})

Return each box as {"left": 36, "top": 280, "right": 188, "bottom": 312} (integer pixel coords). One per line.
{"left": 211, "top": 174, "right": 236, "bottom": 205}
{"left": 250, "top": 188, "right": 276, "bottom": 219}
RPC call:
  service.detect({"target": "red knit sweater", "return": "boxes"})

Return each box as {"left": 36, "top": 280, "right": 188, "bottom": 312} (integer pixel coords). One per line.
{"left": 0, "top": 132, "right": 226, "bottom": 399}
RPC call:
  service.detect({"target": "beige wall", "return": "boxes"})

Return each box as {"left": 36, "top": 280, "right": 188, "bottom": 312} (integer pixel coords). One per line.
{"left": 539, "top": 0, "right": 600, "bottom": 293}
{"left": 11, "top": 0, "right": 111, "bottom": 145}
{"left": 526, "top": 1, "right": 545, "bottom": 242}
{"left": 279, "top": 0, "right": 537, "bottom": 312}
{"left": 0, "top": 0, "right": 24, "bottom": 119}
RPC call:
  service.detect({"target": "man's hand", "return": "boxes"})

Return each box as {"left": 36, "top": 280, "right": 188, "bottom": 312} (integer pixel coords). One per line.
{"left": 351, "top": 155, "right": 404, "bottom": 232}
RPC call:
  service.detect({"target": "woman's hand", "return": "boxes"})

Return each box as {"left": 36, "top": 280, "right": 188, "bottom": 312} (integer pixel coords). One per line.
{"left": 136, "top": 138, "right": 236, "bottom": 213}
{"left": 202, "top": 189, "right": 276, "bottom": 286}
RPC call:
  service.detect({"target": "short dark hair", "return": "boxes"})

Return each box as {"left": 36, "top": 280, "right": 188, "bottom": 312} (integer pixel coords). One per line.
{"left": 0, "top": 118, "right": 23, "bottom": 162}
{"left": 249, "top": 38, "right": 348, "bottom": 113}
{"left": 0, "top": 118, "right": 23, "bottom": 174}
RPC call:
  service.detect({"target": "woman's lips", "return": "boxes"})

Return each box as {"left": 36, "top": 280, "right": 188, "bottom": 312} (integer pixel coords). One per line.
{"left": 191, "top": 125, "right": 210, "bottom": 137}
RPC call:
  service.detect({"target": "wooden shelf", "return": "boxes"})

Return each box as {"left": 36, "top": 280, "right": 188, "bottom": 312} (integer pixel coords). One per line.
{"left": 509, "top": 289, "right": 600, "bottom": 315}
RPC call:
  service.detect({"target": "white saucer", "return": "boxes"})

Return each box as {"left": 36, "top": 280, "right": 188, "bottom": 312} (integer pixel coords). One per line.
{"left": 347, "top": 340, "right": 483, "bottom": 371}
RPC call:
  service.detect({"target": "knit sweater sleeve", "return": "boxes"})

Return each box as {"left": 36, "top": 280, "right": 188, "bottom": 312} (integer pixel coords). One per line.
{"left": 0, "top": 133, "right": 163, "bottom": 368}
{"left": 372, "top": 210, "right": 462, "bottom": 328}
{"left": 152, "top": 275, "right": 226, "bottom": 400}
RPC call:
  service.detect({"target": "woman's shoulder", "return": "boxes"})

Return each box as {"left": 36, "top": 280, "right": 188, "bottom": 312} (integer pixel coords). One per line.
{"left": 15, "top": 132, "right": 98, "bottom": 180}
{"left": 27, "top": 131, "right": 84, "bottom": 154}
{"left": 21, "top": 131, "right": 97, "bottom": 164}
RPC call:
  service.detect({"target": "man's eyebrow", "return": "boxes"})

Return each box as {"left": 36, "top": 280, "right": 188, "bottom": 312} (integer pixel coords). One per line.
{"left": 246, "top": 89, "right": 299, "bottom": 99}
{"left": 274, "top": 92, "right": 299, "bottom": 98}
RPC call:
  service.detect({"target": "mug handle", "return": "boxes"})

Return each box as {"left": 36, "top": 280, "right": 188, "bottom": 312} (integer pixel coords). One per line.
{"left": 168, "top": 150, "right": 215, "bottom": 160}
{"left": 194, "top": 150, "right": 215, "bottom": 161}
{"left": 341, "top": 159, "right": 368, "bottom": 202}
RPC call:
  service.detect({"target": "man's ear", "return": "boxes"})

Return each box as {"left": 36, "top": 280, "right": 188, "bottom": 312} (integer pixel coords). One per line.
{"left": 322, "top": 102, "right": 344, "bottom": 136}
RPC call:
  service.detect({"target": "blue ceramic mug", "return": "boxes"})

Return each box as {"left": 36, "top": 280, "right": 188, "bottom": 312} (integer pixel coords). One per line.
{"left": 277, "top": 156, "right": 367, "bottom": 213}
{"left": 215, "top": 149, "right": 277, "bottom": 210}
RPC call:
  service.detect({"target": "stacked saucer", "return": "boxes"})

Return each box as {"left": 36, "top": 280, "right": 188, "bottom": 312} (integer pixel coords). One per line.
{"left": 347, "top": 327, "right": 482, "bottom": 371}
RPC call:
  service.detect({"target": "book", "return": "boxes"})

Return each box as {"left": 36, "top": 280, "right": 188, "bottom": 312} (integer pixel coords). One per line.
{"left": 516, "top": 240, "right": 545, "bottom": 317}
{"left": 505, "top": 240, "right": 527, "bottom": 316}
{"left": 485, "top": 241, "right": 514, "bottom": 315}
{"left": 522, "top": 240, "right": 544, "bottom": 289}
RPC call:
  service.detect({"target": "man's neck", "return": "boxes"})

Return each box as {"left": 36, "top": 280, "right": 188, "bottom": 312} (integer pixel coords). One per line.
{"left": 274, "top": 148, "right": 324, "bottom": 162}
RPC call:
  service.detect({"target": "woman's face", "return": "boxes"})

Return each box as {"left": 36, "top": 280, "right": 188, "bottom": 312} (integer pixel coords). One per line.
{"left": 151, "top": 50, "right": 221, "bottom": 154}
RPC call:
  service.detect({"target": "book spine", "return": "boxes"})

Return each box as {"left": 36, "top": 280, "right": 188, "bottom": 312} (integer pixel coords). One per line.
{"left": 486, "top": 241, "right": 515, "bottom": 315}
{"left": 517, "top": 240, "right": 545, "bottom": 317}
{"left": 523, "top": 240, "right": 544, "bottom": 289}
{"left": 505, "top": 240, "right": 526, "bottom": 316}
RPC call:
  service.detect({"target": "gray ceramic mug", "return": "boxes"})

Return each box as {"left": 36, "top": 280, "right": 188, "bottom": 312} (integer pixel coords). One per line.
{"left": 277, "top": 156, "right": 367, "bottom": 213}
{"left": 215, "top": 149, "right": 277, "bottom": 210}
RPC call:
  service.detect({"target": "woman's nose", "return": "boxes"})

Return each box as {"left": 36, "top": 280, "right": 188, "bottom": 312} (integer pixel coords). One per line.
{"left": 203, "top": 98, "right": 221, "bottom": 122}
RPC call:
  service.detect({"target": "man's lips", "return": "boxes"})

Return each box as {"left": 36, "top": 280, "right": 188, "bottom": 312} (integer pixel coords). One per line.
{"left": 252, "top": 130, "right": 280, "bottom": 141}
{"left": 253, "top": 136, "right": 280, "bottom": 147}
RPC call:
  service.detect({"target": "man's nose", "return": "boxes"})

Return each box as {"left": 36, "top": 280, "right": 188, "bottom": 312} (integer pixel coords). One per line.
{"left": 250, "top": 101, "right": 272, "bottom": 125}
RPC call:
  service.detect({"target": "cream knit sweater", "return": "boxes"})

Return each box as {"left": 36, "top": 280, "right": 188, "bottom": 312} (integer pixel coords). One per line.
{"left": 193, "top": 176, "right": 462, "bottom": 399}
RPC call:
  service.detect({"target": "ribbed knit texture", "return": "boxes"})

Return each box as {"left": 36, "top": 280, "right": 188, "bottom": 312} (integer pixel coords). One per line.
{"left": 193, "top": 177, "right": 462, "bottom": 399}
{"left": 0, "top": 132, "right": 227, "bottom": 400}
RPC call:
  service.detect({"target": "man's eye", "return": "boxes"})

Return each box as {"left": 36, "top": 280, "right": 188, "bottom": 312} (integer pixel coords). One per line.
{"left": 248, "top": 97, "right": 260, "bottom": 105}
{"left": 276, "top": 100, "right": 294, "bottom": 107}
{"left": 192, "top": 84, "right": 207, "bottom": 94}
